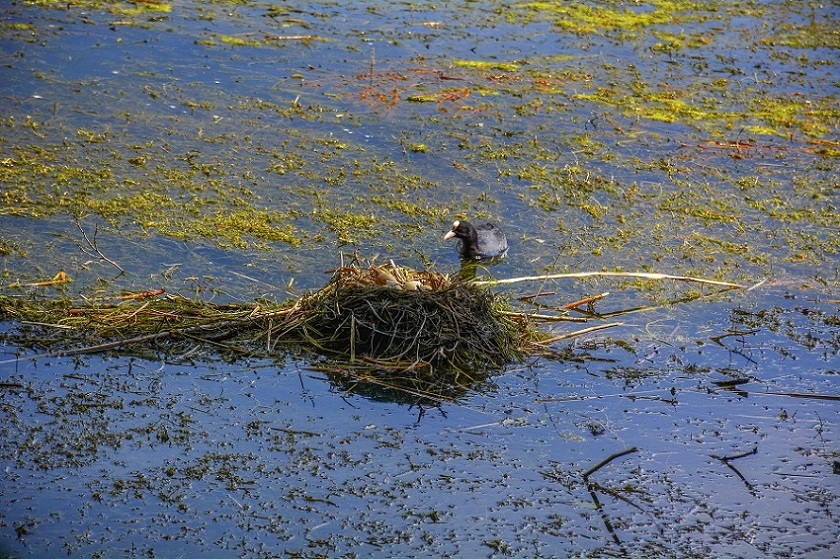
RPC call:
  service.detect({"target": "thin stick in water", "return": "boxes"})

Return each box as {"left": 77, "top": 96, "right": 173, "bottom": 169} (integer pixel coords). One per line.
{"left": 583, "top": 447, "right": 639, "bottom": 481}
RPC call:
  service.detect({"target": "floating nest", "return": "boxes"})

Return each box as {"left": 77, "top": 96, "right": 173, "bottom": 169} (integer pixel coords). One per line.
{"left": 1, "top": 259, "right": 746, "bottom": 402}
{"left": 0, "top": 260, "right": 534, "bottom": 387}
{"left": 278, "top": 261, "right": 527, "bottom": 374}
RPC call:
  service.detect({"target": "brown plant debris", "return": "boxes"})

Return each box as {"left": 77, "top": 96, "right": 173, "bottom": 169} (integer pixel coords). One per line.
{"left": 0, "top": 260, "right": 534, "bottom": 380}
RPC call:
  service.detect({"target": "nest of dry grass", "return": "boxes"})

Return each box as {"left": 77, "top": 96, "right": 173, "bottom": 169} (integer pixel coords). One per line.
{"left": 275, "top": 262, "right": 526, "bottom": 373}
{"left": 1, "top": 258, "right": 750, "bottom": 402}
{"left": 0, "top": 260, "right": 533, "bottom": 381}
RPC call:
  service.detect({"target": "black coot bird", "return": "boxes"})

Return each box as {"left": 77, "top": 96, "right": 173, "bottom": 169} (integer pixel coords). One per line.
{"left": 443, "top": 220, "right": 508, "bottom": 260}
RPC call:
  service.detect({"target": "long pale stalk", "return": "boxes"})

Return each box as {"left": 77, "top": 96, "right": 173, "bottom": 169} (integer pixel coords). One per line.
{"left": 476, "top": 271, "right": 747, "bottom": 289}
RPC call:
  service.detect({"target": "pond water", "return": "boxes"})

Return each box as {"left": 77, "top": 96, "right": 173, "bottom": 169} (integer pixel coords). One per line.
{"left": 1, "top": 1, "right": 839, "bottom": 558}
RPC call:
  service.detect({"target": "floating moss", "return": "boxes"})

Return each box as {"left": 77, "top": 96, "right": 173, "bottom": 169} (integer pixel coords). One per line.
{"left": 117, "top": 2, "right": 171, "bottom": 16}
{"left": 25, "top": 0, "right": 172, "bottom": 14}
{"left": 764, "top": 22, "right": 840, "bottom": 49}
{"left": 368, "top": 195, "right": 446, "bottom": 221}
{"left": 748, "top": 95, "right": 840, "bottom": 138}
{"left": 207, "top": 32, "right": 328, "bottom": 48}
{"left": 572, "top": 81, "right": 840, "bottom": 138}
{"left": 0, "top": 237, "right": 26, "bottom": 258}
{"left": 452, "top": 59, "right": 520, "bottom": 72}
{"left": 514, "top": 1, "right": 684, "bottom": 34}
{"left": 218, "top": 35, "right": 264, "bottom": 47}
{"left": 0, "top": 22, "right": 35, "bottom": 32}
{"left": 407, "top": 94, "right": 439, "bottom": 103}
{"left": 318, "top": 209, "right": 380, "bottom": 245}
{"left": 189, "top": 209, "right": 304, "bottom": 250}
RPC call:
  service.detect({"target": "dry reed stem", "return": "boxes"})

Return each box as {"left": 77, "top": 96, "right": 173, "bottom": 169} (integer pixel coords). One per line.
{"left": 476, "top": 271, "right": 747, "bottom": 289}
{"left": 536, "top": 322, "right": 624, "bottom": 345}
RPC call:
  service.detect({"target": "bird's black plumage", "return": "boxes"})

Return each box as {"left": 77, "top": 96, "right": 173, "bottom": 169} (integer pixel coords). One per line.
{"left": 443, "top": 220, "right": 508, "bottom": 260}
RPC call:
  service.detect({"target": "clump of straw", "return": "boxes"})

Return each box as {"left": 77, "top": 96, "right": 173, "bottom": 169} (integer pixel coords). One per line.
{"left": 1, "top": 258, "right": 754, "bottom": 403}
{"left": 0, "top": 259, "right": 530, "bottom": 382}
{"left": 273, "top": 261, "right": 526, "bottom": 374}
